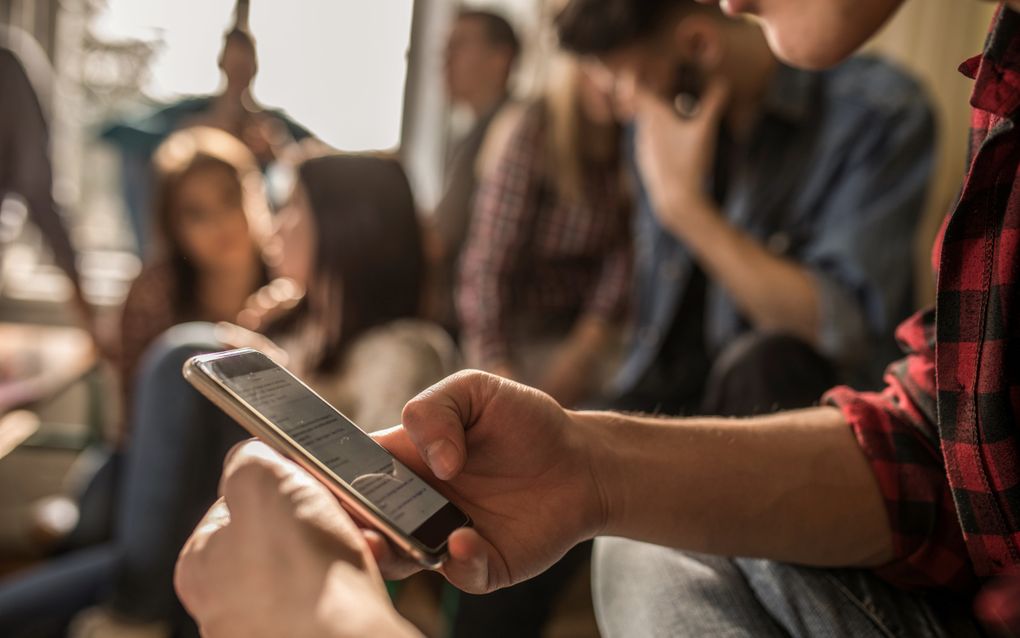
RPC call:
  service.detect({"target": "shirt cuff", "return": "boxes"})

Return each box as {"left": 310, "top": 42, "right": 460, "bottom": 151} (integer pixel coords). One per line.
{"left": 824, "top": 385, "right": 975, "bottom": 591}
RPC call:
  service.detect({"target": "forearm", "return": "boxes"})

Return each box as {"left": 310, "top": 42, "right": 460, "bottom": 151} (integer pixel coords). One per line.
{"left": 575, "top": 406, "right": 893, "bottom": 567}
{"left": 539, "top": 315, "right": 614, "bottom": 405}
{"left": 666, "top": 197, "right": 820, "bottom": 344}
{"left": 564, "top": 314, "right": 613, "bottom": 357}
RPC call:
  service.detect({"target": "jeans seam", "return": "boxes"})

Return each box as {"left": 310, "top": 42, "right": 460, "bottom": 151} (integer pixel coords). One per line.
{"left": 821, "top": 572, "right": 899, "bottom": 638}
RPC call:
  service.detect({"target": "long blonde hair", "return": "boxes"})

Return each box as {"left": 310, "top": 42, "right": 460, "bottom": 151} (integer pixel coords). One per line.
{"left": 542, "top": 55, "right": 619, "bottom": 204}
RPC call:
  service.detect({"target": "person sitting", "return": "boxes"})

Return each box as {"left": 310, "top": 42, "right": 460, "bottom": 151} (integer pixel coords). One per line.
{"left": 426, "top": 9, "right": 520, "bottom": 336}
{"left": 24, "top": 126, "right": 271, "bottom": 557}
{"left": 117, "top": 126, "right": 272, "bottom": 448}
{"left": 0, "top": 154, "right": 458, "bottom": 638}
{"left": 566, "top": 0, "right": 935, "bottom": 418}
{"left": 175, "top": 0, "right": 1019, "bottom": 636}
{"left": 457, "top": 55, "right": 632, "bottom": 409}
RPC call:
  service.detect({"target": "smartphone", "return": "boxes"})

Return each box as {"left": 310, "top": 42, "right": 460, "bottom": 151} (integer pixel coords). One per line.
{"left": 183, "top": 348, "right": 471, "bottom": 568}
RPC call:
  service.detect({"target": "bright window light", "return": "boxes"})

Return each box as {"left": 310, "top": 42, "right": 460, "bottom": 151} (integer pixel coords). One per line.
{"left": 90, "top": 0, "right": 415, "bottom": 151}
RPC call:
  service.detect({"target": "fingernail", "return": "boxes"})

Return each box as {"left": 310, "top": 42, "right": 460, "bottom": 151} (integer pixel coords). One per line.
{"left": 425, "top": 439, "right": 457, "bottom": 480}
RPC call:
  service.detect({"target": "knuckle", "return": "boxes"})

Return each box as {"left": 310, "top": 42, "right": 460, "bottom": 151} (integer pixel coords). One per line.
{"left": 175, "top": 517, "right": 232, "bottom": 616}
{"left": 221, "top": 438, "right": 256, "bottom": 472}
{"left": 223, "top": 455, "right": 285, "bottom": 505}
{"left": 457, "top": 368, "right": 489, "bottom": 383}
{"left": 174, "top": 542, "right": 206, "bottom": 613}
{"left": 400, "top": 397, "right": 428, "bottom": 425}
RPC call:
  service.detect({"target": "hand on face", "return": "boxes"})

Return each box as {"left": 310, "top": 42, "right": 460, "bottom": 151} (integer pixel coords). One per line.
{"left": 369, "top": 370, "right": 605, "bottom": 593}
{"left": 175, "top": 441, "right": 418, "bottom": 638}
{"left": 632, "top": 78, "right": 729, "bottom": 237}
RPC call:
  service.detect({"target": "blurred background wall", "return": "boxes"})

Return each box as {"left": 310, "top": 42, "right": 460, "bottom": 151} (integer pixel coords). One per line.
{"left": 867, "top": 0, "right": 997, "bottom": 303}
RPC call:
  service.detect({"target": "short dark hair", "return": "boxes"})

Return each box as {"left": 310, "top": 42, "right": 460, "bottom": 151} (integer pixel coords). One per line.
{"left": 458, "top": 8, "right": 520, "bottom": 63}
{"left": 556, "top": 0, "right": 712, "bottom": 55}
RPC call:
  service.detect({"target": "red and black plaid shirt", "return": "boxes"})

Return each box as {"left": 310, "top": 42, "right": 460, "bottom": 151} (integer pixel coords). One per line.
{"left": 825, "top": 5, "right": 1020, "bottom": 598}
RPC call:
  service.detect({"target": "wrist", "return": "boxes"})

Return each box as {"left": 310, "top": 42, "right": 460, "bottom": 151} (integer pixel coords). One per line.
{"left": 554, "top": 340, "right": 595, "bottom": 371}
{"left": 312, "top": 564, "right": 421, "bottom": 638}
{"left": 657, "top": 190, "right": 718, "bottom": 240}
{"left": 567, "top": 410, "right": 623, "bottom": 540}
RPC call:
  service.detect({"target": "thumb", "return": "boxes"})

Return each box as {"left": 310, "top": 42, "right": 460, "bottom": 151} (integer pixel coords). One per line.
{"left": 440, "top": 527, "right": 504, "bottom": 594}
{"left": 632, "top": 84, "right": 676, "bottom": 125}
{"left": 400, "top": 370, "right": 491, "bottom": 480}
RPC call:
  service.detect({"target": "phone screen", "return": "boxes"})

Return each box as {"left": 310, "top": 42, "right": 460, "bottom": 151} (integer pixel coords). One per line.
{"left": 205, "top": 354, "right": 451, "bottom": 537}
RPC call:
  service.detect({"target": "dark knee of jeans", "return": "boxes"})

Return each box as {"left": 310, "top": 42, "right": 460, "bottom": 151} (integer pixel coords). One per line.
{"left": 715, "top": 333, "right": 823, "bottom": 376}
{"left": 702, "top": 332, "right": 836, "bottom": 416}
{"left": 136, "top": 322, "right": 222, "bottom": 387}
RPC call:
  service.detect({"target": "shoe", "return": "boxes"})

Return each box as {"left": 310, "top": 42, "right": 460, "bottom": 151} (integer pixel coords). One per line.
{"left": 28, "top": 495, "right": 79, "bottom": 550}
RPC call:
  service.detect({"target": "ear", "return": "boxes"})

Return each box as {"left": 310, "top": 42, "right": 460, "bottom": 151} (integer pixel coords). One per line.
{"left": 671, "top": 15, "right": 725, "bottom": 72}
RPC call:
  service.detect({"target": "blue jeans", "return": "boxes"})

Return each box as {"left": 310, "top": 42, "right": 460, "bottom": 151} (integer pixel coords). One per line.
{"left": 592, "top": 538, "right": 981, "bottom": 637}
{"left": 0, "top": 323, "right": 244, "bottom": 636}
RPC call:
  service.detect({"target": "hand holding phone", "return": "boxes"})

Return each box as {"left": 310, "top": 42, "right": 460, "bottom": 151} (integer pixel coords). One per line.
{"left": 188, "top": 351, "right": 610, "bottom": 594}
{"left": 184, "top": 348, "right": 470, "bottom": 567}
{"left": 175, "top": 438, "right": 422, "bottom": 638}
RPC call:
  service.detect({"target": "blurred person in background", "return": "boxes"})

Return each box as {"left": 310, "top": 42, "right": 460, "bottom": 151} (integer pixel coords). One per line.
{"left": 0, "top": 42, "right": 95, "bottom": 338}
{"left": 250, "top": 154, "right": 461, "bottom": 425}
{"left": 116, "top": 126, "right": 272, "bottom": 449}
{"left": 450, "top": 57, "right": 631, "bottom": 636}
{"left": 101, "top": 25, "right": 312, "bottom": 255}
{"left": 32, "top": 126, "right": 269, "bottom": 550}
{"left": 0, "top": 153, "right": 459, "bottom": 638}
{"left": 457, "top": 55, "right": 631, "bottom": 410}
{"left": 0, "top": 125, "right": 272, "bottom": 636}
{"left": 426, "top": 8, "right": 519, "bottom": 335}
{"left": 556, "top": 0, "right": 935, "bottom": 419}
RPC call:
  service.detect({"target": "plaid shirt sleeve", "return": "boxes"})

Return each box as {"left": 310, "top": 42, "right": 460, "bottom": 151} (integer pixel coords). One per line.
{"left": 456, "top": 108, "right": 544, "bottom": 368}
{"left": 824, "top": 307, "right": 975, "bottom": 591}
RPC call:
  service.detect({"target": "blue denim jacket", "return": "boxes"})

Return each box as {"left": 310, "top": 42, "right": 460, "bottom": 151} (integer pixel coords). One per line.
{"left": 614, "top": 56, "right": 936, "bottom": 395}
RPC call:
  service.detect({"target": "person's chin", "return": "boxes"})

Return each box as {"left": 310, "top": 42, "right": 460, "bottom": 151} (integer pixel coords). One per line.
{"left": 757, "top": 0, "right": 903, "bottom": 71}
{"left": 762, "top": 24, "right": 863, "bottom": 70}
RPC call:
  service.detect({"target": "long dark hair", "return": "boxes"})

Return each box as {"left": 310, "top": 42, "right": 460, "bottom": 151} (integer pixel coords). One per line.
{"left": 151, "top": 126, "right": 269, "bottom": 315}
{"left": 277, "top": 154, "right": 425, "bottom": 374}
